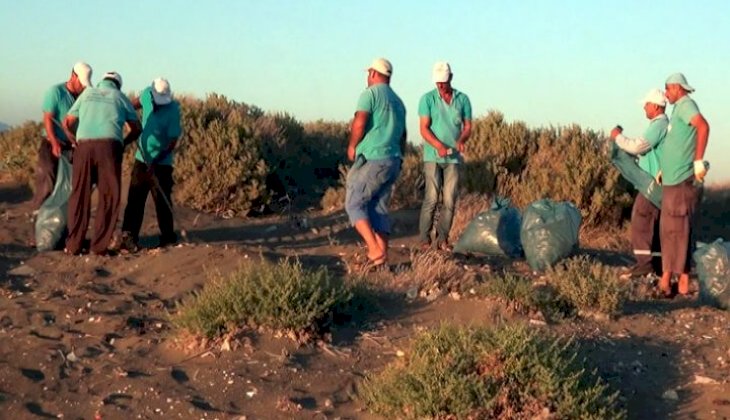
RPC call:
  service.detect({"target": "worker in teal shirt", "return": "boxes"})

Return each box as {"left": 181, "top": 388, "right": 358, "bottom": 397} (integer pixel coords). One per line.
{"left": 120, "top": 78, "right": 182, "bottom": 251}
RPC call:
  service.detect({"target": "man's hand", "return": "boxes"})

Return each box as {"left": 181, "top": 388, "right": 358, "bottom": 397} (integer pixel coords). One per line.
{"left": 436, "top": 145, "right": 450, "bottom": 158}
{"left": 610, "top": 126, "right": 623, "bottom": 140}
{"left": 655, "top": 170, "right": 662, "bottom": 185}
{"left": 694, "top": 160, "right": 707, "bottom": 183}
{"left": 456, "top": 140, "right": 466, "bottom": 154}
{"left": 50, "top": 140, "right": 62, "bottom": 158}
{"left": 347, "top": 145, "right": 356, "bottom": 162}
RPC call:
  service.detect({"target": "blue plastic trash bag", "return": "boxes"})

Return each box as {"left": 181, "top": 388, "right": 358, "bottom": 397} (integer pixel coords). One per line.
{"left": 520, "top": 199, "right": 582, "bottom": 271}
{"left": 453, "top": 196, "right": 522, "bottom": 257}
{"left": 35, "top": 155, "right": 72, "bottom": 251}
{"left": 693, "top": 239, "right": 730, "bottom": 310}
{"left": 609, "top": 143, "right": 662, "bottom": 208}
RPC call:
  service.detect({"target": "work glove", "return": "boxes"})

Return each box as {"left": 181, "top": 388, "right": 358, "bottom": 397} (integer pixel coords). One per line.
{"left": 694, "top": 160, "right": 708, "bottom": 183}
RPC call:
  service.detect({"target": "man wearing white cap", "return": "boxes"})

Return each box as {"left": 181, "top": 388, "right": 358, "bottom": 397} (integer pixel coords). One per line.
{"left": 120, "top": 78, "right": 182, "bottom": 251}
{"left": 31, "top": 62, "right": 93, "bottom": 214}
{"left": 345, "top": 58, "right": 406, "bottom": 269}
{"left": 62, "top": 72, "right": 141, "bottom": 255}
{"left": 417, "top": 61, "right": 472, "bottom": 251}
{"left": 656, "top": 72, "right": 710, "bottom": 296}
{"left": 610, "top": 88, "right": 668, "bottom": 279}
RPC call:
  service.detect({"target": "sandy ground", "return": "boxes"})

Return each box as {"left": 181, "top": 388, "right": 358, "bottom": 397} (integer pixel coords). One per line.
{"left": 1, "top": 180, "right": 729, "bottom": 420}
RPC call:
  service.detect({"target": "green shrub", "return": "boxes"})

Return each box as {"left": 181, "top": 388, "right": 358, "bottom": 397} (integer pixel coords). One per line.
{"left": 475, "top": 272, "right": 539, "bottom": 313}
{"left": 173, "top": 94, "right": 271, "bottom": 216}
{"left": 0, "top": 121, "right": 42, "bottom": 186}
{"left": 172, "top": 258, "right": 351, "bottom": 339}
{"left": 546, "top": 256, "right": 626, "bottom": 318}
{"left": 390, "top": 146, "right": 424, "bottom": 209}
{"left": 360, "top": 324, "right": 624, "bottom": 419}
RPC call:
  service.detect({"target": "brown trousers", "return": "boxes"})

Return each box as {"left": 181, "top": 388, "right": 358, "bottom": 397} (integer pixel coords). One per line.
{"left": 31, "top": 138, "right": 59, "bottom": 210}
{"left": 660, "top": 177, "right": 701, "bottom": 275}
{"left": 65, "top": 140, "right": 122, "bottom": 254}
{"left": 631, "top": 193, "right": 661, "bottom": 274}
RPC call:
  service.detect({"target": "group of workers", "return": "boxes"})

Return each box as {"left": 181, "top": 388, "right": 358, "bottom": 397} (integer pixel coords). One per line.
{"left": 32, "top": 59, "right": 710, "bottom": 299}
{"left": 32, "top": 62, "right": 182, "bottom": 255}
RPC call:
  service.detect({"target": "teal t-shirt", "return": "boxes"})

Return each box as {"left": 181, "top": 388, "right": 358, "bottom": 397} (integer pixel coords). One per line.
{"left": 637, "top": 114, "right": 668, "bottom": 178}
{"left": 355, "top": 83, "right": 406, "bottom": 160}
{"left": 418, "top": 88, "right": 472, "bottom": 163}
{"left": 41, "top": 83, "right": 76, "bottom": 144}
{"left": 134, "top": 87, "right": 182, "bottom": 166}
{"left": 661, "top": 96, "right": 700, "bottom": 186}
{"left": 67, "top": 80, "right": 138, "bottom": 142}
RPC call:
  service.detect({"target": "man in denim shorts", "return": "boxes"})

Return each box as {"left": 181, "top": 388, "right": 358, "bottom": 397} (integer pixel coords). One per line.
{"left": 345, "top": 58, "right": 407, "bottom": 268}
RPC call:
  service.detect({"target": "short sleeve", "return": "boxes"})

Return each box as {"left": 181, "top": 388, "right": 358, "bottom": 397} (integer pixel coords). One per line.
{"left": 642, "top": 119, "right": 668, "bottom": 148}
{"left": 121, "top": 95, "right": 139, "bottom": 121}
{"left": 461, "top": 94, "right": 472, "bottom": 120}
{"left": 418, "top": 93, "right": 431, "bottom": 117}
{"left": 42, "top": 87, "right": 58, "bottom": 114}
{"left": 356, "top": 89, "right": 374, "bottom": 113}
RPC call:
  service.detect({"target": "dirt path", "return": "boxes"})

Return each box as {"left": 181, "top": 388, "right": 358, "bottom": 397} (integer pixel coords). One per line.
{"left": 1, "top": 181, "right": 729, "bottom": 419}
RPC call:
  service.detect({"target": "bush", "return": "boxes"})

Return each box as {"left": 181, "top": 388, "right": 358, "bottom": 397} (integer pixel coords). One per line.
{"left": 546, "top": 256, "right": 626, "bottom": 318}
{"left": 0, "top": 121, "right": 42, "bottom": 186}
{"left": 402, "top": 248, "right": 470, "bottom": 294}
{"left": 390, "top": 146, "right": 424, "bottom": 209}
{"left": 475, "top": 272, "right": 540, "bottom": 314}
{"left": 360, "top": 324, "right": 625, "bottom": 419}
{"left": 172, "top": 258, "right": 351, "bottom": 340}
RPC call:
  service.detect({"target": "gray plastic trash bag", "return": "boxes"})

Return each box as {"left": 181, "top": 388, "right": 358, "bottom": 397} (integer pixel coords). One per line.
{"left": 453, "top": 197, "right": 522, "bottom": 257}
{"left": 693, "top": 239, "right": 730, "bottom": 310}
{"left": 520, "top": 199, "right": 582, "bottom": 271}
{"left": 610, "top": 143, "right": 662, "bottom": 208}
{"left": 35, "top": 155, "right": 72, "bottom": 251}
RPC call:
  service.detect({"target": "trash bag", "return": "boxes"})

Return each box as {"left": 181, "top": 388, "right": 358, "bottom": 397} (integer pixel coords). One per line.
{"left": 453, "top": 196, "right": 522, "bottom": 257}
{"left": 609, "top": 143, "right": 662, "bottom": 208}
{"left": 520, "top": 199, "right": 582, "bottom": 271}
{"left": 35, "top": 155, "right": 72, "bottom": 251}
{"left": 693, "top": 239, "right": 730, "bottom": 310}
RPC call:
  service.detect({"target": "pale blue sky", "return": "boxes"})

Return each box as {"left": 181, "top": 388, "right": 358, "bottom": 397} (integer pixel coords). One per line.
{"left": 1, "top": 0, "right": 728, "bottom": 182}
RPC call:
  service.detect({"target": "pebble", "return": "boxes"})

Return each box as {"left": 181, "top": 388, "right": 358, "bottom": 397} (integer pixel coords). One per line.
{"left": 662, "top": 389, "right": 679, "bottom": 401}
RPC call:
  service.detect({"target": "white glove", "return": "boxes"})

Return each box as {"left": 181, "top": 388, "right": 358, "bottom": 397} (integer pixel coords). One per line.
{"left": 694, "top": 160, "right": 708, "bottom": 182}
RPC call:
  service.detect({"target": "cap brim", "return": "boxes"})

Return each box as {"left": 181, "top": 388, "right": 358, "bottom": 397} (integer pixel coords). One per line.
{"left": 78, "top": 75, "right": 92, "bottom": 87}
{"left": 152, "top": 91, "right": 172, "bottom": 105}
{"left": 681, "top": 83, "right": 695, "bottom": 92}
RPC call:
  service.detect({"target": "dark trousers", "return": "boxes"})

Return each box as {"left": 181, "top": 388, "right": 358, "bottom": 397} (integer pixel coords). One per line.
{"left": 121, "top": 161, "right": 175, "bottom": 244}
{"left": 32, "top": 138, "right": 59, "bottom": 210}
{"left": 65, "top": 140, "right": 122, "bottom": 254}
{"left": 631, "top": 193, "right": 662, "bottom": 274}
{"left": 660, "top": 177, "right": 701, "bottom": 275}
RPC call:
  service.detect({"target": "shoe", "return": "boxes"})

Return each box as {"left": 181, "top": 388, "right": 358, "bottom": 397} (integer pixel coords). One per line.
{"left": 158, "top": 233, "right": 178, "bottom": 248}
{"left": 118, "top": 232, "right": 139, "bottom": 253}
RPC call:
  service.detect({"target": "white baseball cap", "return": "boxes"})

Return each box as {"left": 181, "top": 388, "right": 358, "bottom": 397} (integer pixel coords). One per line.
{"left": 72, "top": 62, "right": 92, "bottom": 87}
{"left": 641, "top": 88, "right": 667, "bottom": 107}
{"left": 366, "top": 58, "right": 392, "bottom": 77}
{"left": 102, "top": 71, "right": 123, "bottom": 89}
{"left": 432, "top": 61, "right": 452, "bottom": 83}
{"left": 151, "top": 77, "right": 172, "bottom": 105}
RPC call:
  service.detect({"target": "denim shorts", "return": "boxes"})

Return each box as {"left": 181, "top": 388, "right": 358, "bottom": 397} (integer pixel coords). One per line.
{"left": 345, "top": 156, "right": 401, "bottom": 234}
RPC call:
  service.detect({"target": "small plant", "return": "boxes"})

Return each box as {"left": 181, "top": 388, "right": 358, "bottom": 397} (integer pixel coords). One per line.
{"left": 402, "top": 248, "right": 470, "bottom": 294}
{"left": 0, "top": 121, "right": 42, "bottom": 186}
{"left": 546, "top": 256, "right": 626, "bottom": 318}
{"left": 475, "top": 272, "right": 538, "bottom": 313}
{"left": 172, "top": 258, "right": 351, "bottom": 340}
{"left": 360, "top": 324, "right": 625, "bottom": 419}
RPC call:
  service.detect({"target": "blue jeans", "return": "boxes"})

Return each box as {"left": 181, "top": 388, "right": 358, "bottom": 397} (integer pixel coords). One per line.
{"left": 345, "top": 157, "right": 401, "bottom": 235}
{"left": 418, "top": 162, "right": 460, "bottom": 244}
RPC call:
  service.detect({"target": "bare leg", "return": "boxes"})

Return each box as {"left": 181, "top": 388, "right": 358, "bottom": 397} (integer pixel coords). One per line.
{"left": 354, "top": 219, "right": 384, "bottom": 261}
{"left": 677, "top": 273, "right": 690, "bottom": 295}
{"left": 658, "top": 272, "right": 672, "bottom": 296}
{"left": 374, "top": 232, "right": 388, "bottom": 260}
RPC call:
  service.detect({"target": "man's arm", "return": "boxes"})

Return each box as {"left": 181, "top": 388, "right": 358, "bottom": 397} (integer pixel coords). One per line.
{"left": 123, "top": 120, "right": 142, "bottom": 146}
{"left": 62, "top": 115, "right": 79, "bottom": 147}
{"left": 419, "top": 116, "right": 448, "bottom": 157}
{"left": 347, "top": 111, "right": 369, "bottom": 161}
{"left": 130, "top": 96, "right": 142, "bottom": 111}
{"left": 43, "top": 112, "right": 63, "bottom": 157}
{"left": 456, "top": 119, "right": 472, "bottom": 153}
{"left": 691, "top": 113, "right": 710, "bottom": 160}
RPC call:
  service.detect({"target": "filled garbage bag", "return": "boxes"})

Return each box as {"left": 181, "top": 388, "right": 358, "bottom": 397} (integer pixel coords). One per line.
{"left": 610, "top": 143, "right": 662, "bottom": 208}
{"left": 693, "top": 239, "right": 730, "bottom": 310}
{"left": 453, "top": 196, "right": 522, "bottom": 257}
{"left": 35, "top": 155, "right": 72, "bottom": 251}
{"left": 520, "top": 199, "right": 582, "bottom": 271}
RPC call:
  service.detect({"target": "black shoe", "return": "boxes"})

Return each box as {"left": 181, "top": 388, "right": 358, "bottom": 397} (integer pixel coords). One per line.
{"left": 118, "top": 232, "right": 139, "bottom": 253}
{"left": 158, "top": 233, "right": 178, "bottom": 248}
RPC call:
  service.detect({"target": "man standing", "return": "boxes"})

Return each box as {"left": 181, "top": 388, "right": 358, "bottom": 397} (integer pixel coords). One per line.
{"left": 32, "top": 62, "right": 92, "bottom": 211}
{"left": 120, "top": 78, "right": 182, "bottom": 251}
{"left": 345, "top": 58, "right": 406, "bottom": 268}
{"left": 417, "top": 61, "right": 472, "bottom": 251}
{"left": 62, "top": 72, "right": 141, "bottom": 255}
{"left": 658, "top": 73, "right": 710, "bottom": 296}
{"left": 610, "top": 88, "right": 668, "bottom": 278}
